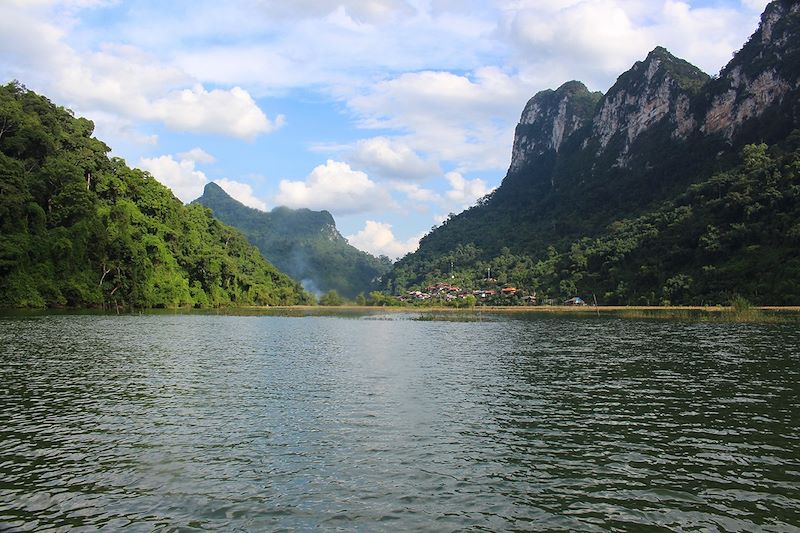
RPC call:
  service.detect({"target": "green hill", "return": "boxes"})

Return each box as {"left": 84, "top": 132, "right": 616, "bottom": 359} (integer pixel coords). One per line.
{"left": 0, "top": 82, "right": 312, "bottom": 309}
{"left": 386, "top": 0, "right": 800, "bottom": 305}
{"left": 193, "top": 182, "right": 392, "bottom": 299}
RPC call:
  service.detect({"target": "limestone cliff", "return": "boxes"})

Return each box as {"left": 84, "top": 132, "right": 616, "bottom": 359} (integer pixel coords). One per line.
{"left": 509, "top": 81, "right": 601, "bottom": 172}
{"left": 504, "top": 0, "right": 799, "bottom": 182}
{"left": 702, "top": 0, "right": 800, "bottom": 140}
{"left": 590, "top": 47, "right": 708, "bottom": 154}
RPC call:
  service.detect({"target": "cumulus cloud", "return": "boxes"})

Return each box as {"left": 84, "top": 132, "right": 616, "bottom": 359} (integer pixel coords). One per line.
{"left": 88, "top": 111, "right": 159, "bottom": 150}
{"left": 138, "top": 155, "right": 208, "bottom": 203}
{"left": 503, "top": 0, "right": 766, "bottom": 88}
{"left": 177, "top": 147, "right": 216, "bottom": 164}
{"left": 274, "top": 160, "right": 393, "bottom": 215}
{"left": 509, "top": 0, "right": 649, "bottom": 77}
{"left": 216, "top": 179, "right": 268, "bottom": 211}
{"left": 0, "top": 4, "right": 281, "bottom": 141}
{"left": 148, "top": 86, "right": 281, "bottom": 139}
{"left": 252, "top": 0, "right": 416, "bottom": 23}
{"left": 349, "top": 137, "right": 440, "bottom": 181}
{"left": 166, "top": 0, "right": 503, "bottom": 99}
{"left": 346, "top": 220, "right": 422, "bottom": 259}
{"left": 393, "top": 182, "right": 439, "bottom": 203}
{"left": 348, "top": 67, "right": 531, "bottom": 173}
{"left": 740, "top": 0, "right": 770, "bottom": 12}
{"left": 444, "top": 171, "right": 492, "bottom": 207}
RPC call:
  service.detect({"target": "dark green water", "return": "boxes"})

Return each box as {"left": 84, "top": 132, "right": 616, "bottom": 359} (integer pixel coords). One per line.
{"left": 1, "top": 312, "right": 798, "bottom": 531}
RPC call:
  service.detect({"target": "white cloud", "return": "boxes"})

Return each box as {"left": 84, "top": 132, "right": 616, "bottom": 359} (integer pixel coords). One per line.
{"left": 252, "top": 0, "right": 416, "bottom": 23}
{"left": 0, "top": 4, "right": 282, "bottom": 140}
{"left": 138, "top": 155, "right": 208, "bottom": 203}
{"left": 87, "top": 111, "right": 159, "bottom": 150}
{"left": 348, "top": 67, "right": 531, "bottom": 173}
{"left": 216, "top": 179, "right": 268, "bottom": 211}
{"left": 504, "top": 0, "right": 765, "bottom": 89}
{"left": 274, "top": 160, "right": 394, "bottom": 215}
{"left": 393, "top": 182, "right": 438, "bottom": 203}
{"left": 148, "top": 85, "right": 281, "bottom": 139}
{"left": 346, "top": 220, "right": 422, "bottom": 259}
{"left": 509, "top": 0, "right": 650, "bottom": 77}
{"left": 741, "top": 0, "right": 769, "bottom": 12}
{"left": 349, "top": 137, "right": 440, "bottom": 181}
{"left": 444, "top": 171, "right": 492, "bottom": 207}
{"left": 177, "top": 147, "right": 216, "bottom": 164}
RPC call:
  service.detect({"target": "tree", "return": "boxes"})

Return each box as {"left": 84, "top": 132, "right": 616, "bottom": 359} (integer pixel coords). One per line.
{"left": 319, "top": 289, "right": 343, "bottom": 306}
{"left": 0, "top": 83, "right": 308, "bottom": 309}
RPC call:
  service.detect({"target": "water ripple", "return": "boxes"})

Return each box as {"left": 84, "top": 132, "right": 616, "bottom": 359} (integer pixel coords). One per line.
{"left": 1, "top": 314, "right": 798, "bottom": 531}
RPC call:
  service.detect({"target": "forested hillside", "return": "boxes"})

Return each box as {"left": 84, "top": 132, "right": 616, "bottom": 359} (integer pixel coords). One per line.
{"left": 0, "top": 82, "right": 312, "bottom": 309}
{"left": 194, "top": 183, "right": 392, "bottom": 299}
{"left": 389, "top": 140, "right": 800, "bottom": 305}
{"left": 385, "top": 0, "right": 800, "bottom": 305}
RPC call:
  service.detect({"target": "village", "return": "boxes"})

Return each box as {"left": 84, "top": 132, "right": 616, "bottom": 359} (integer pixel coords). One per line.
{"left": 398, "top": 281, "right": 588, "bottom": 307}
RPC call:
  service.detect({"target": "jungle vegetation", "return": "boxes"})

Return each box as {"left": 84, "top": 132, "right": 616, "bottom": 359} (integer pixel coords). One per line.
{"left": 0, "top": 82, "right": 312, "bottom": 309}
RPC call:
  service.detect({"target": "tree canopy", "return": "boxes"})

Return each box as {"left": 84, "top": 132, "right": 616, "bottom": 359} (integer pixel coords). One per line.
{"left": 386, "top": 138, "right": 800, "bottom": 305}
{"left": 0, "top": 82, "right": 313, "bottom": 309}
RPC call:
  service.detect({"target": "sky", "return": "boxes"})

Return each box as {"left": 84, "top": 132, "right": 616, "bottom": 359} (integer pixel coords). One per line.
{"left": 0, "top": 0, "right": 770, "bottom": 259}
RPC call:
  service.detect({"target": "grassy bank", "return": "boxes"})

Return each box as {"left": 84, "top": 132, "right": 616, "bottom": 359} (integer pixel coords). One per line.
{"left": 4, "top": 304, "right": 798, "bottom": 323}
{"left": 249, "top": 304, "right": 800, "bottom": 323}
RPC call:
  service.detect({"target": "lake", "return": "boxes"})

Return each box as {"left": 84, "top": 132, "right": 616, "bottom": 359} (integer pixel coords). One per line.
{"left": 1, "top": 311, "right": 799, "bottom": 531}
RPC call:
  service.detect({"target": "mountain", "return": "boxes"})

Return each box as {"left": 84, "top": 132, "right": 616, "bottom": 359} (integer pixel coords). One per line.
{"left": 0, "top": 82, "right": 312, "bottom": 309}
{"left": 193, "top": 183, "right": 392, "bottom": 299}
{"left": 387, "top": 0, "right": 800, "bottom": 305}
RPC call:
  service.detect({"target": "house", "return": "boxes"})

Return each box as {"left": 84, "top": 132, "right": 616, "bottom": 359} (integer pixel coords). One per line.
{"left": 473, "top": 289, "right": 496, "bottom": 299}
{"left": 564, "top": 297, "right": 587, "bottom": 306}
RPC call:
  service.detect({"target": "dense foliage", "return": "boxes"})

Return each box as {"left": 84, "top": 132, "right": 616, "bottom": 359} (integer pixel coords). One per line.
{"left": 388, "top": 140, "right": 800, "bottom": 305}
{"left": 385, "top": 1, "right": 800, "bottom": 306}
{"left": 0, "top": 82, "right": 312, "bottom": 309}
{"left": 194, "top": 183, "right": 392, "bottom": 299}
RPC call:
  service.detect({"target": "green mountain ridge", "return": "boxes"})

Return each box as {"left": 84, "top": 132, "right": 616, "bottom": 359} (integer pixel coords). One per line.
{"left": 0, "top": 82, "right": 312, "bottom": 309}
{"left": 193, "top": 182, "right": 391, "bottom": 299}
{"left": 386, "top": 0, "right": 800, "bottom": 305}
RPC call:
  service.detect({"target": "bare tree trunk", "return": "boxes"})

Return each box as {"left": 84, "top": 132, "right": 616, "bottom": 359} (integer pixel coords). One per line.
{"left": 99, "top": 263, "right": 112, "bottom": 287}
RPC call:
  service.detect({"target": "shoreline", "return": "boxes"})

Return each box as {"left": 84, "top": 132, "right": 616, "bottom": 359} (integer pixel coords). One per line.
{"left": 3, "top": 305, "right": 799, "bottom": 323}
{"left": 257, "top": 304, "right": 800, "bottom": 313}
{"left": 4, "top": 304, "right": 800, "bottom": 313}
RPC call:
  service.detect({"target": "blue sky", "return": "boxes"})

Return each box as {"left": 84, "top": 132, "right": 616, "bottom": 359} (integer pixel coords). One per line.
{"left": 0, "top": 0, "right": 769, "bottom": 258}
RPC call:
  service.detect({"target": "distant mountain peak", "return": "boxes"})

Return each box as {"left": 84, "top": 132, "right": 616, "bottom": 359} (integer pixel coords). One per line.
{"left": 193, "top": 182, "right": 390, "bottom": 298}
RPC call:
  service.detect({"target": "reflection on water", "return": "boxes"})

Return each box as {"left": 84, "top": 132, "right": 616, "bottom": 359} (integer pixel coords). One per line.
{"left": 1, "top": 313, "right": 798, "bottom": 531}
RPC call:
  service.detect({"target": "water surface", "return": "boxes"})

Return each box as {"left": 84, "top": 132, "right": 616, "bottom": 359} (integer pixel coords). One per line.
{"left": 1, "top": 312, "right": 798, "bottom": 531}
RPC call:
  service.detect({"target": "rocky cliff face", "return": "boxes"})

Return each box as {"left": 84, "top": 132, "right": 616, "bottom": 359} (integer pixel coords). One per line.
{"left": 702, "top": 0, "right": 800, "bottom": 139}
{"left": 590, "top": 47, "right": 708, "bottom": 155}
{"left": 702, "top": 67, "right": 792, "bottom": 138}
{"left": 509, "top": 81, "right": 601, "bottom": 172}
{"left": 506, "top": 0, "right": 799, "bottom": 179}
